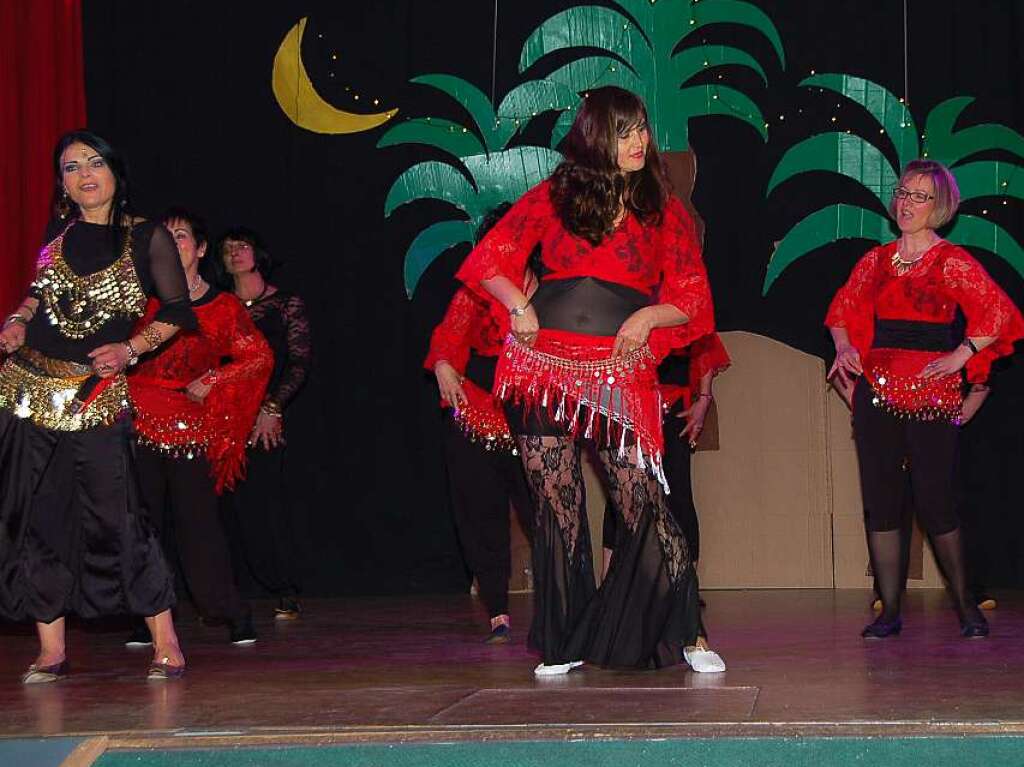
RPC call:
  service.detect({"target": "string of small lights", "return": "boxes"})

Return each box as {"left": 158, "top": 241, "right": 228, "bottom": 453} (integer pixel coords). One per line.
{"left": 377, "top": 0, "right": 772, "bottom": 150}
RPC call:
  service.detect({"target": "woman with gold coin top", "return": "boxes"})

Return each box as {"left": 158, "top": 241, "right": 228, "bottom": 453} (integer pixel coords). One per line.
{"left": 0, "top": 130, "right": 196, "bottom": 682}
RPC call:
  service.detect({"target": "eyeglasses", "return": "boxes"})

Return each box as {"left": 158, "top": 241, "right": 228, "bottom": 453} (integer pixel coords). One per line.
{"left": 222, "top": 241, "right": 253, "bottom": 254}
{"left": 892, "top": 187, "right": 935, "bottom": 204}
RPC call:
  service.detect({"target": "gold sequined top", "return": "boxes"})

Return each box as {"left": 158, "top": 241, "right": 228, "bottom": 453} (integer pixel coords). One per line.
{"left": 31, "top": 221, "right": 147, "bottom": 340}
{"left": 0, "top": 220, "right": 196, "bottom": 430}
{"left": 22, "top": 219, "right": 196, "bottom": 365}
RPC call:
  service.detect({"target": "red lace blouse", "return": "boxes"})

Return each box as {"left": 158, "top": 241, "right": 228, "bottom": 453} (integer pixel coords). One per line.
{"left": 423, "top": 287, "right": 503, "bottom": 374}
{"left": 660, "top": 332, "right": 732, "bottom": 410}
{"left": 826, "top": 241, "right": 1024, "bottom": 385}
{"left": 129, "top": 291, "right": 273, "bottom": 493}
{"left": 455, "top": 180, "right": 714, "bottom": 357}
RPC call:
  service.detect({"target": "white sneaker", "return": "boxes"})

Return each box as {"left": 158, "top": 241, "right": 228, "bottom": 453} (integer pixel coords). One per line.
{"left": 683, "top": 647, "right": 726, "bottom": 673}
{"left": 533, "top": 660, "right": 584, "bottom": 676}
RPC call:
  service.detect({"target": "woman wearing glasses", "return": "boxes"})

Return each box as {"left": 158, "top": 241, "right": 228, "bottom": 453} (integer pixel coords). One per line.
{"left": 827, "top": 159, "right": 1023, "bottom": 639}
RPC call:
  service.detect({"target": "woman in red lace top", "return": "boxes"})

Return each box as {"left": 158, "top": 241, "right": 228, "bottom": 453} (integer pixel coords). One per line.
{"left": 129, "top": 208, "right": 272, "bottom": 644}
{"left": 457, "top": 86, "right": 722, "bottom": 675}
{"left": 827, "top": 159, "right": 1024, "bottom": 639}
{"left": 424, "top": 206, "right": 534, "bottom": 644}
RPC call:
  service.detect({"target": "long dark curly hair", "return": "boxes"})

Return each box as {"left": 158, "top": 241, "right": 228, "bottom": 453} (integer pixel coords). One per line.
{"left": 550, "top": 87, "right": 671, "bottom": 245}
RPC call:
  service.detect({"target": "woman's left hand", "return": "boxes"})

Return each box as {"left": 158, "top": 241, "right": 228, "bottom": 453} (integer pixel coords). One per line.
{"left": 677, "top": 395, "right": 711, "bottom": 446}
{"left": 87, "top": 343, "right": 130, "bottom": 378}
{"left": 613, "top": 309, "right": 653, "bottom": 357}
{"left": 184, "top": 376, "right": 213, "bottom": 403}
{"left": 919, "top": 346, "right": 972, "bottom": 380}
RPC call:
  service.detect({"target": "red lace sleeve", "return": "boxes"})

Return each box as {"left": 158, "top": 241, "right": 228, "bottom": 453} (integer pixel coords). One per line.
{"left": 455, "top": 181, "right": 553, "bottom": 303}
{"left": 825, "top": 248, "right": 884, "bottom": 358}
{"left": 651, "top": 198, "right": 715, "bottom": 356}
{"left": 423, "top": 287, "right": 486, "bottom": 375}
{"left": 688, "top": 332, "right": 731, "bottom": 392}
{"left": 204, "top": 296, "right": 273, "bottom": 492}
{"left": 940, "top": 247, "right": 1024, "bottom": 383}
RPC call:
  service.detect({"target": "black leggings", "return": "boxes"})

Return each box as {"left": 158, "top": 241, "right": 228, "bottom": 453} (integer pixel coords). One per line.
{"left": 852, "top": 379, "right": 960, "bottom": 536}
{"left": 222, "top": 445, "right": 301, "bottom": 599}
{"left": 443, "top": 414, "right": 533, "bottom": 618}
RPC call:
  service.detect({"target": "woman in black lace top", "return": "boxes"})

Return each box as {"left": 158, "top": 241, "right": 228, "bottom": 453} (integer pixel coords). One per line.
{"left": 212, "top": 227, "right": 311, "bottom": 620}
{"left": 0, "top": 130, "right": 195, "bottom": 682}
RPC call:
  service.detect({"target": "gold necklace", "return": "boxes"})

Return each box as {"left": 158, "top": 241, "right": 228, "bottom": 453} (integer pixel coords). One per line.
{"left": 240, "top": 281, "right": 268, "bottom": 307}
{"left": 891, "top": 238, "right": 938, "bottom": 275}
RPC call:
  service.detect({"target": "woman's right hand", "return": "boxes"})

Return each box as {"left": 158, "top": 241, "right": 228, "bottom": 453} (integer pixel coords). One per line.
{"left": 434, "top": 361, "right": 468, "bottom": 408}
{"left": 0, "top": 320, "right": 26, "bottom": 355}
{"left": 827, "top": 342, "right": 862, "bottom": 386}
{"left": 249, "top": 410, "right": 284, "bottom": 451}
{"left": 511, "top": 305, "right": 539, "bottom": 347}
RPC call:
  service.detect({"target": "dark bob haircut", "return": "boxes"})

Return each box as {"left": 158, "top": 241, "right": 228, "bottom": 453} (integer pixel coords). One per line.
{"left": 209, "top": 226, "right": 275, "bottom": 287}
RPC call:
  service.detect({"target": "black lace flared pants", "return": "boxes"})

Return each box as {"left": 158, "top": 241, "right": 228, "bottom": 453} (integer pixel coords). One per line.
{"left": 517, "top": 434, "right": 701, "bottom": 668}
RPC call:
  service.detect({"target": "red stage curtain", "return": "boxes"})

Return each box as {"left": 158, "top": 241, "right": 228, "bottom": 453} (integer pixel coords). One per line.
{"left": 0, "top": 0, "right": 86, "bottom": 315}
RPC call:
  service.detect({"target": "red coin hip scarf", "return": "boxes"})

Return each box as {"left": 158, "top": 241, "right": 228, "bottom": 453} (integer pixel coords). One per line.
{"left": 863, "top": 348, "right": 962, "bottom": 423}
{"left": 860, "top": 318, "right": 963, "bottom": 423}
{"left": 452, "top": 379, "right": 515, "bottom": 453}
{"left": 496, "top": 329, "right": 668, "bottom": 492}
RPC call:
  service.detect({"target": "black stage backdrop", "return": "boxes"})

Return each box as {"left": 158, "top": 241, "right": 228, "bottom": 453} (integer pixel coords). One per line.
{"left": 80, "top": 1, "right": 1024, "bottom": 594}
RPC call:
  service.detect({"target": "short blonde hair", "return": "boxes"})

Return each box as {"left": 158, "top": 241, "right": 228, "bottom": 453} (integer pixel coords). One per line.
{"left": 889, "top": 159, "right": 960, "bottom": 228}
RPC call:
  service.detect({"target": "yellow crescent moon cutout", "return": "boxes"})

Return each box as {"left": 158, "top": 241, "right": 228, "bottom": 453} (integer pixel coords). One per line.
{"left": 272, "top": 17, "right": 398, "bottom": 134}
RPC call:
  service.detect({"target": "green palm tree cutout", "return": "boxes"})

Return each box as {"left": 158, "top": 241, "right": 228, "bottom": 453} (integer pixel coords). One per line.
{"left": 764, "top": 74, "right": 1024, "bottom": 294}
{"left": 519, "top": 0, "right": 785, "bottom": 151}
{"left": 518, "top": 0, "right": 784, "bottom": 240}
{"left": 378, "top": 74, "right": 564, "bottom": 297}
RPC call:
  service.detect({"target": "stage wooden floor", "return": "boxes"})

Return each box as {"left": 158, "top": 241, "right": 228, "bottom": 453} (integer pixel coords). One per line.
{"left": 2, "top": 590, "right": 1024, "bottom": 751}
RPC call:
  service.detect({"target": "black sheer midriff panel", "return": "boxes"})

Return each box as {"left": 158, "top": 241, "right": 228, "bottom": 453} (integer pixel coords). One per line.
{"left": 531, "top": 277, "right": 650, "bottom": 337}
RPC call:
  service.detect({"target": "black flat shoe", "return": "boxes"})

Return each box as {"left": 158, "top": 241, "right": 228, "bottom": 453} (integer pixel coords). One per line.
{"left": 125, "top": 624, "right": 153, "bottom": 647}
{"left": 147, "top": 657, "right": 186, "bottom": 680}
{"left": 274, "top": 598, "right": 301, "bottom": 621}
{"left": 22, "top": 659, "right": 70, "bottom": 684}
{"left": 861, "top": 617, "right": 902, "bottom": 638}
{"left": 229, "top": 616, "right": 257, "bottom": 645}
{"left": 960, "top": 616, "right": 989, "bottom": 639}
